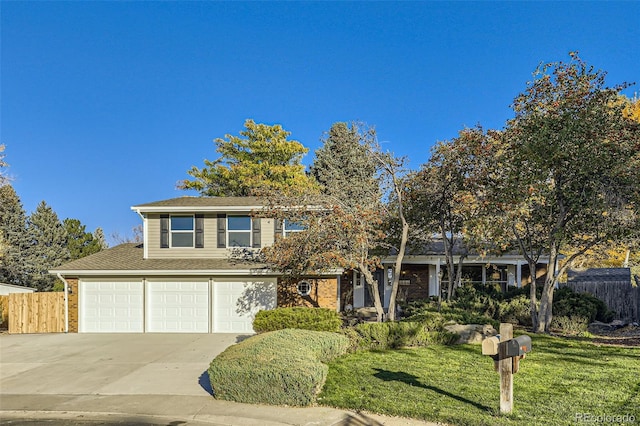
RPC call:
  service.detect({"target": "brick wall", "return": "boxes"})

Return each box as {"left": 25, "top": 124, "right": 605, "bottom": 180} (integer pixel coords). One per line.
{"left": 400, "top": 265, "right": 431, "bottom": 302}
{"left": 277, "top": 277, "right": 338, "bottom": 311}
{"left": 66, "top": 278, "right": 79, "bottom": 333}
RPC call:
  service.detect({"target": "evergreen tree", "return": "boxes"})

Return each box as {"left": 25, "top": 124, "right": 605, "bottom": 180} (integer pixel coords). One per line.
{"left": 179, "top": 119, "right": 316, "bottom": 197}
{"left": 93, "top": 227, "right": 108, "bottom": 250}
{"left": 28, "top": 201, "right": 70, "bottom": 290}
{"left": 0, "top": 185, "right": 31, "bottom": 286}
{"left": 310, "top": 122, "right": 379, "bottom": 201}
{"left": 64, "top": 218, "right": 103, "bottom": 260}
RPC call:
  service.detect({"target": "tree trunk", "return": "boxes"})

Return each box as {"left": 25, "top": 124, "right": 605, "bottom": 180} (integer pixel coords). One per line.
{"left": 535, "top": 245, "right": 558, "bottom": 333}
{"left": 387, "top": 218, "right": 409, "bottom": 321}
{"left": 446, "top": 254, "right": 455, "bottom": 302}
{"left": 451, "top": 255, "right": 465, "bottom": 299}
{"left": 536, "top": 276, "right": 555, "bottom": 333}
{"left": 528, "top": 260, "right": 539, "bottom": 331}
{"left": 437, "top": 268, "right": 443, "bottom": 312}
{"left": 440, "top": 220, "right": 456, "bottom": 302}
{"left": 361, "top": 267, "right": 385, "bottom": 322}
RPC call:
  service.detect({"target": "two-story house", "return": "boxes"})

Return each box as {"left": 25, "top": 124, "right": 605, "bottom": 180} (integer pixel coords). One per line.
{"left": 52, "top": 196, "right": 554, "bottom": 334}
{"left": 51, "top": 196, "right": 342, "bottom": 334}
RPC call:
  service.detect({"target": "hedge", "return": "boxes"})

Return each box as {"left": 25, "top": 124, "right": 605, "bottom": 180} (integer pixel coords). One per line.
{"left": 253, "top": 307, "right": 342, "bottom": 333}
{"left": 208, "top": 328, "right": 349, "bottom": 406}
{"left": 343, "top": 314, "right": 458, "bottom": 351}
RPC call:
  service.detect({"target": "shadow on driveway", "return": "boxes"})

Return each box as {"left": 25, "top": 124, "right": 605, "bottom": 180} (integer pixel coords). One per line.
{"left": 198, "top": 371, "right": 213, "bottom": 396}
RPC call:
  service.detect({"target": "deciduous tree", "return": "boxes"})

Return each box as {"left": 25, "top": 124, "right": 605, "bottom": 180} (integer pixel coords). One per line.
{"left": 263, "top": 122, "right": 390, "bottom": 321}
{"left": 0, "top": 144, "right": 8, "bottom": 186}
{"left": 483, "top": 53, "right": 640, "bottom": 332}
{"left": 408, "top": 127, "right": 498, "bottom": 303}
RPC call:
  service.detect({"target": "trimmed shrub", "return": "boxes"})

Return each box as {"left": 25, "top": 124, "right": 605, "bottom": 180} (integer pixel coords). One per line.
{"left": 403, "top": 301, "right": 499, "bottom": 330}
{"left": 208, "top": 329, "right": 349, "bottom": 406}
{"left": 402, "top": 283, "right": 616, "bottom": 328}
{"left": 253, "top": 307, "right": 342, "bottom": 333}
{"left": 344, "top": 316, "right": 458, "bottom": 351}
{"left": 553, "top": 287, "right": 615, "bottom": 323}
{"left": 551, "top": 315, "right": 589, "bottom": 335}
{"left": 498, "top": 295, "right": 533, "bottom": 326}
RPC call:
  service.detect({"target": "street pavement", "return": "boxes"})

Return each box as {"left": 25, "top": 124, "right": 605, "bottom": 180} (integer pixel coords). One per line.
{"left": 0, "top": 333, "right": 441, "bottom": 426}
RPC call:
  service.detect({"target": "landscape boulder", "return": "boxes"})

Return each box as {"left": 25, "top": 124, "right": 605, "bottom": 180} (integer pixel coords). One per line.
{"left": 444, "top": 323, "right": 497, "bottom": 344}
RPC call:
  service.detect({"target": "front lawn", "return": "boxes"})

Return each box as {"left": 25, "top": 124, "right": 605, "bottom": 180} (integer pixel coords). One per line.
{"left": 319, "top": 334, "right": 640, "bottom": 425}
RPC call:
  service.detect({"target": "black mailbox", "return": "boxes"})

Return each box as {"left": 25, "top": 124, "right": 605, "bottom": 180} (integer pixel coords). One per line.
{"left": 502, "top": 335, "right": 532, "bottom": 358}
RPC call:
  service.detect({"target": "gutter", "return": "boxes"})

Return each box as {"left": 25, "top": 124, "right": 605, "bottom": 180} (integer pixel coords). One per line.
{"left": 56, "top": 273, "right": 69, "bottom": 333}
{"left": 49, "top": 268, "right": 343, "bottom": 277}
{"left": 131, "top": 205, "right": 266, "bottom": 213}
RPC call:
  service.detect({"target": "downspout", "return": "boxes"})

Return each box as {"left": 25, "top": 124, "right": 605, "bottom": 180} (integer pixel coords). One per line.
{"left": 336, "top": 274, "right": 341, "bottom": 313}
{"left": 57, "top": 273, "right": 69, "bottom": 333}
{"left": 134, "top": 209, "right": 147, "bottom": 259}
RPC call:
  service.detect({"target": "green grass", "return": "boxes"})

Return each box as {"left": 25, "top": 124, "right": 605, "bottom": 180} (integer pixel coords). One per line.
{"left": 319, "top": 334, "right": 640, "bottom": 425}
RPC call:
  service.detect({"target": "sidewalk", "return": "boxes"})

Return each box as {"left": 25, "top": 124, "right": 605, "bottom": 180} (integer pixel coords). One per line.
{"left": 0, "top": 394, "right": 442, "bottom": 425}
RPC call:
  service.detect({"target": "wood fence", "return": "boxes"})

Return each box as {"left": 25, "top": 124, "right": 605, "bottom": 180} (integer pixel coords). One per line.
{"left": 0, "top": 295, "right": 8, "bottom": 329}
{"left": 563, "top": 279, "right": 639, "bottom": 323}
{"left": 7, "top": 292, "right": 65, "bottom": 334}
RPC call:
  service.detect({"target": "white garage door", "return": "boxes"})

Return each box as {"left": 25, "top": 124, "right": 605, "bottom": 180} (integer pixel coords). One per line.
{"left": 213, "top": 279, "right": 277, "bottom": 333}
{"left": 80, "top": 280, "right": 144, "bottom": 333}
{"left": 146, "top": 280, "right": 209, "bottom": 333}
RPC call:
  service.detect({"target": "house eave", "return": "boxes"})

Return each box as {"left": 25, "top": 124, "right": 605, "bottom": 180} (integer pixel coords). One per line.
{"left": 381, "top": 254, "right": 557, "bottom": 265}
{"left": 51, "top": 269, "right": 276, "bottom": 276}
{"left": 131, "top": 205, "right": 266, "bottom": 213}
{"left": 50, "top": 268, "right": 344, "bottom": 277}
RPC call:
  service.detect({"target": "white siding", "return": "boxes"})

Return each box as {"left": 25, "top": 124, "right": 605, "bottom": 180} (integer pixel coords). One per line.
{"left": 146, "top": 214, "right": 275, "bottom": 259}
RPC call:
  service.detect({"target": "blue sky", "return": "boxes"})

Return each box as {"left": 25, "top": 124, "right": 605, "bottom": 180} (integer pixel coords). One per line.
{"left": 2, "top": 2, "right": 639, "bottom": 244}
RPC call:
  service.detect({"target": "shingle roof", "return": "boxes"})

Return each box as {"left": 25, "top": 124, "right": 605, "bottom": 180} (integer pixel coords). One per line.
{"left": 133, "top": 196, "right": 262, "bottom": 208}
{"left": 50, "top": 243, "right": 270, "bottom": 274}
{"left": 568, "top": 268, "right": 631, "bottom": 283}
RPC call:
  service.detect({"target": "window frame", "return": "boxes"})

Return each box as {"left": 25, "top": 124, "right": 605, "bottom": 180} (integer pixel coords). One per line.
{"left": 170, "top": 215, "right": 195, "bottom": 248}
{"left": 227, "top": 215, "right": 252, "bottom": 248}
{"left": 282, "top": 219, "right": 305, "bottom": 237}
{"left": 297, "top": 280, "right": 311, "bottom": 296}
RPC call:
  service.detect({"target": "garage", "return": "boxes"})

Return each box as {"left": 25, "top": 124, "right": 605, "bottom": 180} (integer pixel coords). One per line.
{"left": 145, "top": 279, "right": 209, "bottom": 333}
{"left": 80, "top": 280, "right": 144, "bottom": 333}
{"left": 77, "top": 276, "right": 277, "bottom": 334}
{"left": 213, "top": 279, "right": 277, "bottom": 333}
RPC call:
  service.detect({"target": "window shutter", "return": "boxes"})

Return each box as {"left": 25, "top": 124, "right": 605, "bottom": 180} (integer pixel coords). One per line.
{"left": 252, "top": 218, "right": 261, "bottom": 248}
{"left": 160, "top": 215, "right": 169, "bottom": 248}
{"left": 274, "top": 219, "right": 283, "bottom": 238}
{"left": 217, "top": 214, "right": 226, "bottom": 248}
{"left": 195, "top": 214, "right": 204, "bottom": 248}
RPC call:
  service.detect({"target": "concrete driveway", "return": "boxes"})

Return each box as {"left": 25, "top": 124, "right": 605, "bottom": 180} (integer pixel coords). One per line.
{"left": 0, "top": 333, "right": 439, "bottom": 425}
{"left": 0, "top": 333, "right": 241, "bottom": 396}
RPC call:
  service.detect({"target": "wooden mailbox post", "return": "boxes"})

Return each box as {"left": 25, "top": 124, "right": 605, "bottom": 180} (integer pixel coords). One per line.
{"left": 481, "top": 323, "right": 532, "bottom": 414}
{"left": 498, "top": 323, "right": 514, "bottom": 413}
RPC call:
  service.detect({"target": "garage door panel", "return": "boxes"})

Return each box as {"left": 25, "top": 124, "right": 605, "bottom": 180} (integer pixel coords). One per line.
{"left": 80, "top": 280, "right": 144, "bottom": 333}
{"left": 146, "top": 280, "right": 209, "bottom": 333}
{"left": 213, "top": 279, "right": 277, "bottom": 333}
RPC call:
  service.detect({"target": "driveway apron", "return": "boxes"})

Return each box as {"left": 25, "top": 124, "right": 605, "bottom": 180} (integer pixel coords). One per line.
{"left": 0, "top": 333, "right": 241, "bottom": 397}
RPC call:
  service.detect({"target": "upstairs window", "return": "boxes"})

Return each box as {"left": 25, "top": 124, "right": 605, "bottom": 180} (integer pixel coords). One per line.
{"left": 171, "top": 216, "right": 194, "bottom": 247}
{"left": 228, "top": 215, "right": 252, "bottom": 247}
{"left": 283, "top": 219, "right": 304, "bottom": 237}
